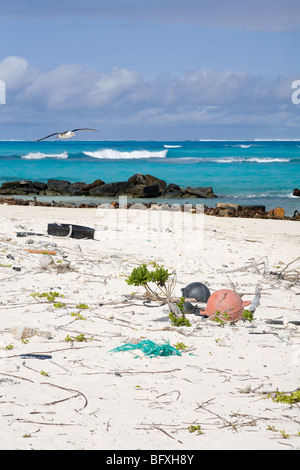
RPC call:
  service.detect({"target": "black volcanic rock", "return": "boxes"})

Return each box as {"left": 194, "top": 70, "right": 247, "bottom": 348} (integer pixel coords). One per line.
{"left": 89, "top": 181, "right": 130, "bottom": 197}
{"left": 127, "top": 184, "right": 161, "bottom": 198}
{"left": 293, "top": 188, "right": 300, "bottom": 197}
{"left": 240, "top": 205, "right": 266, "bottom": 212}
{"left": 80, "top": 179, "right": 105, "bottom": 193}
{"left": 0, "top": 174, "right": 218, "bottom": 199}
{"left": 47, "top": 179, "right": 70, "bottom": 193}
{"left": 183, "top": 186, "right": 217, "bottom": 198}
{"left": 32, "top": 182, "right": 47, "bottom": 191}
{"left": 2, "top": 180, "right": 32, "bottom": 188}
{"left": 162, "top": 183, "right": 182, "bottom": 198}
{"left": 0, "top": 180, "right": 40, "bottom": 195}
{"left": 127, "top": 173, "right": 167, "bottom": 195}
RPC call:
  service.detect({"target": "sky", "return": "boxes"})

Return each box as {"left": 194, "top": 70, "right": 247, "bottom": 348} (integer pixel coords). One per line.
{"left": 0, "top": 0, "right": 299, "bottom": 140}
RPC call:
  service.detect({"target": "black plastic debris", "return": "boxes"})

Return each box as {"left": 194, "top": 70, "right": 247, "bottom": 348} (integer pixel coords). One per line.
{"left": 20, "top": 354, "right": 52, "bottom": 360}
{"left": 183, "top": 301, "right": 207, "bottom": 317}
{"left": 47, "top": 223, "right": 95, "bottom": 240}
{"left": 16, "top": 232, "right": 45, "bottom": 237}
{"left": 181, "top": 282, "right": 211, "bottom": 303}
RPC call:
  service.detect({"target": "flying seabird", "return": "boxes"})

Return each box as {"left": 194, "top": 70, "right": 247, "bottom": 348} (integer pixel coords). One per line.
{"left": 33, "top": 128, "right": 98, "bottom": 142}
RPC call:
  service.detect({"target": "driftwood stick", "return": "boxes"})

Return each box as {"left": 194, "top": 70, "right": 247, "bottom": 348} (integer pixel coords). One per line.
{"left": 41, "top": 381, "right": 88, "bottom": 410}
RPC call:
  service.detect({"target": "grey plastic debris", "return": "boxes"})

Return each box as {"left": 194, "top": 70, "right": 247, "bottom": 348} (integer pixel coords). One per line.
{"left": 181, "top": 282, "right": 211, "bottom": 303}
{"left": 11, "top": 326, "right": 52, "bottom": 340}
{"left": 183, "top": 301, "right": 207, "bottom": 317}
{"left": 39, "top": 254, "right": 54, "bottom": 269}
{"left": 183, "top": 301, "right": 196, "bottom": 315}
{"left": 73, "top": 243, "right": 82, "bottom": 253}
{"left": 248, "top": 285, "right": 261, "bottom": 313}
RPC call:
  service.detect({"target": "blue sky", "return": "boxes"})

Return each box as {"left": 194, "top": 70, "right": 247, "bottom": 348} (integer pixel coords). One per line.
{"left": 0, "top": 0, "right": 299, "bottom": 140}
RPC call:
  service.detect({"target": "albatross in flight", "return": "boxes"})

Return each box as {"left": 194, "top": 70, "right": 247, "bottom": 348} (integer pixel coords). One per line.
{"left": 33, "top": 128, "right": 98, "bottom": 142}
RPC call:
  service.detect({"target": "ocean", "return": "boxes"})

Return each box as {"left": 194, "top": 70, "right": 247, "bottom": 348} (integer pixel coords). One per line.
{"left": 0, "top": 139, "right": 299, "bottom": 216}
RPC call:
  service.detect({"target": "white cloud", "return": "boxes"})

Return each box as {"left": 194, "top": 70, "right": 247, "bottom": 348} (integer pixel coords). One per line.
{"left": 22, "top": 64, "right": 96, "bottom": 110}
{"left": 86, "top": 68, "right": 141, "bottom": 108}
{"left": 0, "top": 56, "right": 35, "bottom": 91}
{"left": 0, "top": 56, "right": 298, "bottom": 139}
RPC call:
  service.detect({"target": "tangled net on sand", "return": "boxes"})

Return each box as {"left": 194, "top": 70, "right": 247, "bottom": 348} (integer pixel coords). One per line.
{"left": 109, "top": 339, "right": 182, "bottom": 358}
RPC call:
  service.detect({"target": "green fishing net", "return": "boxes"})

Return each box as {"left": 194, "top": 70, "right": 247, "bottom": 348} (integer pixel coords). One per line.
{"left": 109, "top": 339, "right": 181, "bottom": 358}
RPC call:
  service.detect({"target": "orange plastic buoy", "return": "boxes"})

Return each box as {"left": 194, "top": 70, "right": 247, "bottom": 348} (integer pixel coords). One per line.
{"left": 202, "top": 289, "right": 251, "bottom": 323}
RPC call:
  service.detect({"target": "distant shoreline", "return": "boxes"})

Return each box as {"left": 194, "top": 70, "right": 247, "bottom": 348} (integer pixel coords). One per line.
{"left": 0, "top": 195, "right": 299, "bottom": 221}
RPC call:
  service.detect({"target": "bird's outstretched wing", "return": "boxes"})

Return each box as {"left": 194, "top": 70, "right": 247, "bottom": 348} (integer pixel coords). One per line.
{"left": 33, "top": 133, "right": 60, "bottom": 142}
{"left": 33, "top": 128, "right": 98, "bottom": 142}
{"left": 71, "top": 128, "right": 98, "bottom": 132}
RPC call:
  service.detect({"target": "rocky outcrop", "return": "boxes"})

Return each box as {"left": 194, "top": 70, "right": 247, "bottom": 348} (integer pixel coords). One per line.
{"left": 0, "top": 180, "right": 47, "bottom": 195}
{"left": 90, "top": 181, "right": 131, "bottom": 197}
{"left": 0, "top": 174, "right": 217, "bottom": 199}
{"left": 184, "top": 186, "right": 216, "bottom": 198}
{"left": 293, "top": 188, "right": 300, "bottom": 197}
{"left": 0, "top": 195, "right": 298, "bottom": 220}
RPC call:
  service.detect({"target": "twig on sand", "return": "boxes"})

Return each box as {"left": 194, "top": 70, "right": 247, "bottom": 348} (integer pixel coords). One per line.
{"left": 147, "top": 325, "right": 191, "bottom": 336}
{"left": 276, "top": 256, "right": 300, "bottom": 283}
{"left": 220, "top": 257, "right": 269, "bottom": 274}
{"left": 153, "top": 424, "right": 183, "bottom": 444}
{"left": 11, "top": 418, "right": 80, "bottom": 427}
{"left": 136, "top": 423, "right": 183, "bottom": 444}
{"left": 82, "top": 368, "right": 181, "bottom": 376}
{"left": 41, "top": 381, "right": 88, "bottom": 410}
{"left": 0, "top": 371, "right": 34, "bottom": 383}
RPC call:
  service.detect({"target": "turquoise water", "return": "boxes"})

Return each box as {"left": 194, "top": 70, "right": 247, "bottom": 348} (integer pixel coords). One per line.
{"left": 0, "top": 140, "right": 299, "bottom": 215}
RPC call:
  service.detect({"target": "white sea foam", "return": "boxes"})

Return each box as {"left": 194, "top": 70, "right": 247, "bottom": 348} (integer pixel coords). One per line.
{"left": 169, "top": 156, "right": 291, "bottom": 164}
{"left": 21, "top": 151, "right": 69, "bottom": 160}
{"left": 230, "top": 191, "right": 295, "bottom": 198}
{"left": 246, "top": 157, "right": 289, "bottom": 163}
{"left": 163, "top": 145, "right": 182, "bottom": 148}
{"left": 83, "top": 149, "right": 168, "bottom": 159}
{"left": 214, "top": 157, "right": 290, "bottom": 163}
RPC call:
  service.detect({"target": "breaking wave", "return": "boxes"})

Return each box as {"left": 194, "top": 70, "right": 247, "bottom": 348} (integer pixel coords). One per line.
{"left": 216, "top": 157, "right": 291, "bottom": 163}
{"left": 163, "top": 145, "right": 182, "bottom": 148}
{"left": 83, "top": 149, "right": 168, "bottom": 159}
{"left": 21, "top": 151, "right": 69, "bottom": 160}
{"left": 165, "top": 156, "right": 294, "bottom": 164}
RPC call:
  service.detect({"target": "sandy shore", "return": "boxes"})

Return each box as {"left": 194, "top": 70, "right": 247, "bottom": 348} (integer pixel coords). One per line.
{"left": 0, "top": 204, "right": 299, "bottom": 450}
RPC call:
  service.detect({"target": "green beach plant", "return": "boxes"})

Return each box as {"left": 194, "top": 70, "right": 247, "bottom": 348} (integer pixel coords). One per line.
{"left": 70, "top": 312, "right": 87, "bottom": 321}
{"left": 126, "top": 263, "right": 192, "bottom": 325}
{"left": 242, "top": 309, "right": 254, "bottom": 322}
{"left": 268, "top": 389, "right": 300, "bottom": 405}
{"left": 126, "top": 262, "right": 174, "bottom": 300}
{"left": 30, "top": 291, "right": 65, "bottom": 303}
{"left": 188, "top": 425, "right": 203, "bottom": 435}
{"left": 174, "top": 341, "right": 188, "bottom": 351}
{"left": 168, "top": 311, "right": 191, "bottom": 327}
{"left": 64, "top": 333, "right": 88, "bottom": 343}
{"left": 1, "top": 344, "right": 13, "bottom": 350}
{"left": 76, "top": 302, "right": 89, "bottom": 309}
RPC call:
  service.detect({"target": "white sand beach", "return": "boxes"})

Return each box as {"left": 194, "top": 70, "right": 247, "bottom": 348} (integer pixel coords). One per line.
{"left": 0, "top": 204, "right": 299, "bottom": 450}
